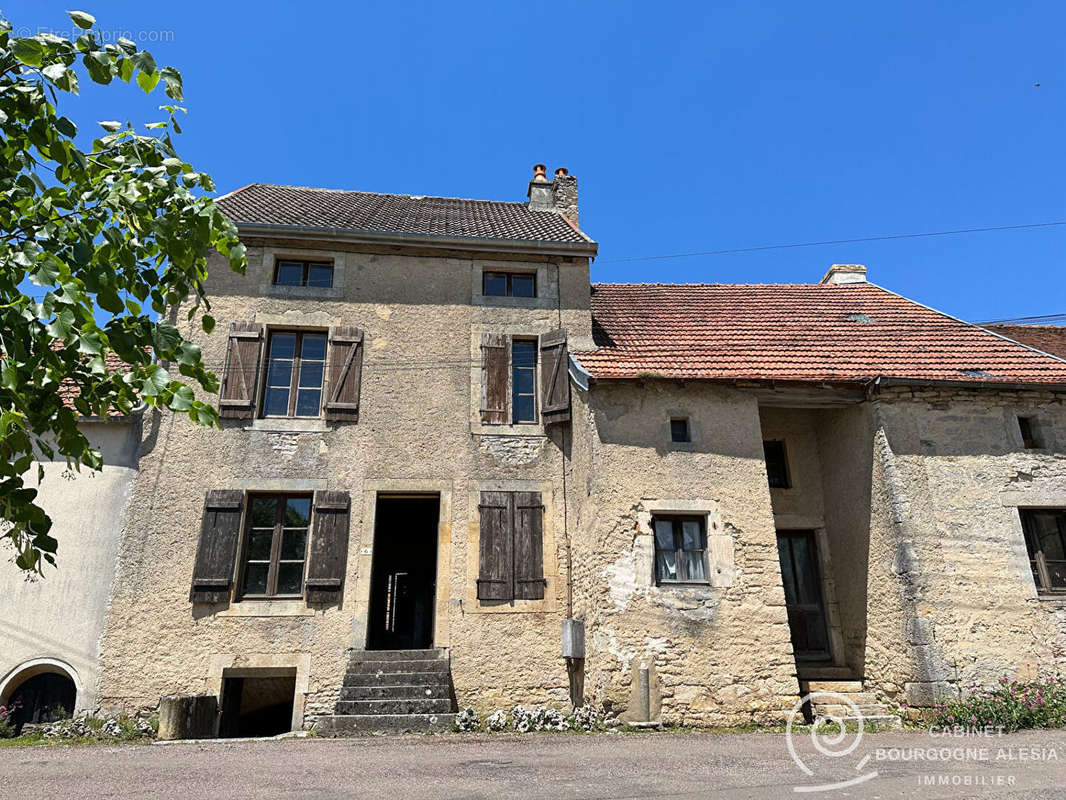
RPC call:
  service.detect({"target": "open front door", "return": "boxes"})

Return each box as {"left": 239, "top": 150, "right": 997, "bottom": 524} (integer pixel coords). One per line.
{"left": 776, "top": 530, "right": 832, "bottom": 662}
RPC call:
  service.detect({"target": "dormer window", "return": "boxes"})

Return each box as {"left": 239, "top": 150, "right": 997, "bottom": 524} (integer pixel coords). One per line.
{"left": 273, "top": 259, "right": 334, "bottom": 288}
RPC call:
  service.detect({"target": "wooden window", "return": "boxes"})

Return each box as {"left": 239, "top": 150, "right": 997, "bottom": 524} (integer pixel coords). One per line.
{"left": 653, "top": 515, "right": 708, "bottom": 584}
{"left": 477, "top": 490, "right": 545, "bottom": 601}
{"left": 240, "top": 494, "right": 312, "bottom": 598}
{"left": 262, "top": 331, "right": 327, "bottom": 418}
{"left": 1021, "top": 509, "right": 1066, "bottom": 594}
{"left": 483, "top": 271, "right": 536, "bottom": 298}
{"left": 764, "top": 440, "right": 791, "bottom": 489}
{"left": 273, "top": 259, "right": 333, "bottom": 288}
{"left": 1018, "top": 416, "right": 1043, "bottom": 449}
{"left": 670, "top": 417, "right": 690, "bottom": 443}
{"left": 511, "top": 340, "right": 537, "bottom": 423}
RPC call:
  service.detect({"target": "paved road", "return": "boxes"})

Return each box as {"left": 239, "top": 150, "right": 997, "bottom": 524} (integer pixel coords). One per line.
{"left": 2, "top": 729, "right": 1066, "bottom": 799}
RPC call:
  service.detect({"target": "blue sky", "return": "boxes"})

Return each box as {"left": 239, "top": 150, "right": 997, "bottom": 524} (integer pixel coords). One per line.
{"left": 9, "top": 1, "right": 1065, "bottom": 322}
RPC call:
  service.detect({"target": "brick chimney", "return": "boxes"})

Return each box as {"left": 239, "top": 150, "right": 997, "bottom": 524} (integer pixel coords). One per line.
{"left": 820, "top": 264, "right": 867, "bottom": 285}
{"left": 526, "top": 164, "right": 580, "bottom": 226}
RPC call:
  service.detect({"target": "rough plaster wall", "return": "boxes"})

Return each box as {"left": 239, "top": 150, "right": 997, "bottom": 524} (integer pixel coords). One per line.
{"left": 0, "top": 420, "right": 139, "bottom": 712}
{"left": 572, "top": 382, "right": 800, "bottom": 725}
{"left": 870, "top": 387, "right": 1066, "bottom": 705}
{"left": 98, "top": 242, "right": 591, "bottom": 723}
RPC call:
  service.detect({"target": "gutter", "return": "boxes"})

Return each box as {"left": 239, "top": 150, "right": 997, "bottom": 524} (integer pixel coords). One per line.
{"left": 870, "top": 376, "right": 1066, "bottom": 393}
{"left": 233, "top": 222, "right": 599, "bottom": 258}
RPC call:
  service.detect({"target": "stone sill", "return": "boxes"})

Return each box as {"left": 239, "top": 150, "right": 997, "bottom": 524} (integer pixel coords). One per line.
{"left": 263, "top": 285, "right": 343, "bottom": 300}
{"left": 1037, "top": 593, "right": 1066, "bottom": 603}
{"left": 250, "top": 418, "right": 328, "bottom": 433}
{"left": 217, "top": 599, "right": 316, "bottom": 617}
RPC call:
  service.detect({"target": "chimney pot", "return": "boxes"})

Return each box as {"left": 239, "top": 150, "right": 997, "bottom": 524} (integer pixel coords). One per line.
{"left": 533, "top": 164, "right": 547, "bottom": 181}
{"left": 820, "top": 264, "right": 868, "bottom": 285}
{"left": 555, "top": 167, "right": 569, "bottom": 177}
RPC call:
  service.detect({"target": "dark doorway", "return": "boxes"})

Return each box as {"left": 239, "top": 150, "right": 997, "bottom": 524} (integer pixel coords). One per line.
{"left": 219, "top": 673, "right": 296, "bottom": 738}
{"left": 367, "top": 495, "right": 440, "bottom": 651}
{"left": 9, "top": 672, "right": 76, "bottom": 733}
{"left": 776, "top": 530, "right": 832, "bottom": 662}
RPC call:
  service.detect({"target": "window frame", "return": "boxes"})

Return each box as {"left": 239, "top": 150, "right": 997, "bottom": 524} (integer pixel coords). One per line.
{"left": 652, "top": 514, "right": 709, "bottom": 585}
{"left": 482, "top": 271, "right": 537, "bottom": 298}
{"left": 238, "top": 492, "right": 313, "bottom": 600}
{"left": 272, "top": 258, "right": 334, "bottom": 289}
{"left": 510, "top": 337, "right": 538, "bottom": 424}
{"left": 764, "top": 439, "right": 791, "bottom": 489}
{"left": 1020, "top": 508, "right": 1066, "bottom": 595}
{"left": 261, "top": 329, "right": 328, "bottom": 419}
{"left": 670, "top": 417, "right": 691, "bottom": 443}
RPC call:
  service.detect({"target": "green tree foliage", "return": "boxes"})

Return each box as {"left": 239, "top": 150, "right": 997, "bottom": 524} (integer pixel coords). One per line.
{"left": 0, "top": 11, "right": 247, "bottom": 572}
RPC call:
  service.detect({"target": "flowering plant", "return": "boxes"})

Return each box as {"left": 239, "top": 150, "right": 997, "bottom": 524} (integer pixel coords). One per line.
{"left": 929, "top": 675, "right": 1066, "bottom": 732}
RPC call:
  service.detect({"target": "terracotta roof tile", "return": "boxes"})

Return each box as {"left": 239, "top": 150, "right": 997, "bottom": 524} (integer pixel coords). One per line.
{"left": 217, "top": 183, "right": 595, "bottom": 247}
{"left": 57, "top": 350, "right": 132, "bottom": 418}
{"left": 574, "top": 283, "right": 1066, "bottom": 386}
{"left": 984, "top": 324, "right": 1066, "bottom": 360}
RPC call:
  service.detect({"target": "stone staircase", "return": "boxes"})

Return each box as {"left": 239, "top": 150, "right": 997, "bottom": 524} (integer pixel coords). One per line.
{"left": 799, "top": 679, "right": 902, "bottom": 729}
{"left": 317, "top": 648, "right": 457, "bottom": 735}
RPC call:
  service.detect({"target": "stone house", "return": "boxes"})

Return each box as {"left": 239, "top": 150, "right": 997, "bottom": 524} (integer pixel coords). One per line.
{"left": 93, "top": 167, "right": 1066, "bottom": 734}
{"left": 0, "top": 353, "right": 141, "bottom": 728}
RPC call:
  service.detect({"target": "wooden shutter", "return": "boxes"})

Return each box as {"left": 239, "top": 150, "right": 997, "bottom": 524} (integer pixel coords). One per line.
{"left": 480, "top": 333, "right": 510, "bottom": 424}
{"left": 514, "top": 491, "right": 546, "bottom": 599}
{"left": 305, "top": 490, "right": 351, "bottom": 603}
{"left": 324, "top": 326, "right": 364, "bottom": 423}
{"left": 477, "top": 491, "right": 514, "bottom": 600}
{"left": 219, "top": 322, "right": 263, "bottom": 419}
{"left": 189, "top": 490, "right": 244, "bottom": 603}
{"left": 539, "top": 329, "right": 571, "bottom": 425}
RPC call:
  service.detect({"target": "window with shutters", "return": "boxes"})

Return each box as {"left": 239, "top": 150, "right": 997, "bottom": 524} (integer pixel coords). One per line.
{"left": 1021, "top": 509, "right": 1066, "bottom": 594}
{"left": 479, "top": 329, "right": 570, "bottom": 428}
{"left": 273, "top": 259, "right": 333, "bottom": 288}
{"left": 262, "top": 331, "right": 327, "bottom": 418}
{"left": 511, "top": 339, "right": 537, "bottom": 423}
{"left": 240, "top": 494, "right": 312, "bottom": 598}
{"left": 477, "top": 490, "right": 545, "bottom": 602}
{"left": 653, "top": 515, "right": 709, "bottom": 584}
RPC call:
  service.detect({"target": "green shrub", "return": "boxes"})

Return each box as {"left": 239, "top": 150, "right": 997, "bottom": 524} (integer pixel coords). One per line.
{"left": 0, "top": 702, "right": 21, "bottom": 739}
{"left": 929, "top": 676, "right": 1066, "bottom": 732}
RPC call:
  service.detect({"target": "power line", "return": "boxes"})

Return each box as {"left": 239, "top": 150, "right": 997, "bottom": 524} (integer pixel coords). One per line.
{"left": 979, "top": 312, "right": 1066, "bottom": 326}
{"left": 595, "top": 220, "right": 1066, "bottom": 264}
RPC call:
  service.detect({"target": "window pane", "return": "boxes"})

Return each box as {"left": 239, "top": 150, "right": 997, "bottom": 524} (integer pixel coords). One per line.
{"left": 281, "top": 530, "right": 307, "bottom": 561}
{"left": 656, "top": 550, "right": 677, "bottom": 582}
{"left": 514, "top": 367, "right": 535, "bottom": 395}
{"left": 1047, "top": 561, "right": 1066, "bottom": 590}
{"left": 250, "top": 497, "right": 277, "bottom": 527}
{"left": 684, "top": 550, "right": 706, "bottom": 581}
{"left": 266, "top": 358, "right": 292, "bottom": 388}
{"left": 653, "top": 519, "right": 675, "bottom": 551}
{"left": 299, "top": 361, "right": 323, "bottom": 389}
{"left": 483, "top": 273, "right": 507, "bottom": 296}
{"left": 307, "top": 264, "right": 333, "bottom": 288}
{"left": 275, "top": 262, "right": 303, "bottom": 286}
{"left": 513, "top": 394, "right": 535, "bottom": 423}
{"left": 1032, "top": 513, "right": 1066, "bottom": 561}
{"left": 295, "top": 389, "right": 321, "bottom": 417}
{"left": 300, "top": 334, "right": 327, "bottom": 362}
{"left": 264, "top": 387, "right": 290, "bottom": 416}
{"left": 246, "top": 529, "right": 273, "bottom": 561}
{"left": 269, "top": 333, "right": 296, "bottom": 360}
{"left": 277, "top": 563, "right": 304, "bottom": 595}
{"left": 285, "top": 497, "right": 311, "bottom": 526}
{"left": 682, "top": 520, "right": 703, "bottom": 551}
{"left": 764, "top": 440, "right": 790, "bottom": 488}
{"left": 243, "top": 562, "right": 269, "bottom": 595}
{"left": 511, "top": 274, "right": 535, "bottom": 297}
{"left": 512, "top": 341, "right": 536, "bottom": 368}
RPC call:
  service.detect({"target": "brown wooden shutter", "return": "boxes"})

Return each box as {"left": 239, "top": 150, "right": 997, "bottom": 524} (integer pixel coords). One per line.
{"left": 477, "top": 491, "right": 514, "bottom": 600}
{"left": 304, "top": 490, "right": 351, "bottom": 603}
{"left": 324, "top": 326, "right": 364, "bottom": 423}
{"left": 480, "top": 333, "right": 510, "bottom": 424}
{"left": 539, "top": 329, "right": 571, "bottom": 425}
{"left": 513, "top": 491, "right": 546, "bottom": 599}
{"left": 219, "top": 322, "right": 263, "bottom": 419}
{"left": 189, "top": 490, "right": 244, "bottom": 603}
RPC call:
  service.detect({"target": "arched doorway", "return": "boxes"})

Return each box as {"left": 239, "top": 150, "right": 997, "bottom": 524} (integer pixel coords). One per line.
{"left": 1, "top": 661, "right": 78, "bottom": 733}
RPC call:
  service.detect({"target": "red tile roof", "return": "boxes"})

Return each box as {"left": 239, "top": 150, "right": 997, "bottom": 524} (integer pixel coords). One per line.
{"left": 984, "top": 324, "right": 1066, "bottom": 360}
{"left": 57, "top": 351, "right": 134, "bottom": 418}
{"left": 574, "top": 283, "right": 1066, "bottom": 386}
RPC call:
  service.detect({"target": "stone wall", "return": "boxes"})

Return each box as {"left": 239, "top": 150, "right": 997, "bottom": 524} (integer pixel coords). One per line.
{"left": 97, "top": 240, "right": 593, "bottom": 725}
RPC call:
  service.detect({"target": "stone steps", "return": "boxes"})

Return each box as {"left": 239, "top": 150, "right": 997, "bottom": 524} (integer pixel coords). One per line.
{"left": 799, "top": 678, "right": 902, "bottom": 730}
{"left": 318, "top": 648, "right": 458, "bottom": 736}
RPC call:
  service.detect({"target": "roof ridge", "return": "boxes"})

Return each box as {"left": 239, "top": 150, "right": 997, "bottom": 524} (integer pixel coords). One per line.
{"left": 591, "top": 281, "right": 859, "bottom": 288}
{"left": 242, "top": 182, "right": 532, "bottom": 208}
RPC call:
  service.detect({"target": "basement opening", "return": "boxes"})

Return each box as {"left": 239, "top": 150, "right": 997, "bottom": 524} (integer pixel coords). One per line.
{"left": 218, "top": 670, "right": 296, "bottom": 738}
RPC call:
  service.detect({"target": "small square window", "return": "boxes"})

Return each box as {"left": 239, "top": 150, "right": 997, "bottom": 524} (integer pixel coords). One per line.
{"left": 670, "top": 418, "right": 690, "bottom": 443}
{"left": 1018, "top": 416, "right": 1043, "bottom": 449}
{"left": 483, "top": 271, "right": 536, "bottom": 298}
{"left": 764, "top": 440, "right": 790, "bottom": 489}
{"left": 273, "top": 259, "right": 333, "bottom": 288}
